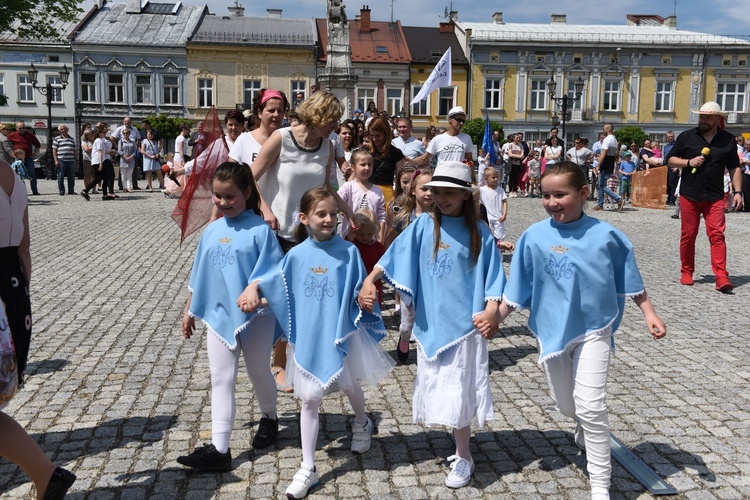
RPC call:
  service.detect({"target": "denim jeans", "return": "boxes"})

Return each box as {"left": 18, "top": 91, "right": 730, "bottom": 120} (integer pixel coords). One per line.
{"left": 596, "top": 172, "right": 620, "bottom": 207}
{"left": 24, "top": 157, "right": 38, "bottom": 194}
{"left": 57, "top": 159, "right": 76, "bottom": 194}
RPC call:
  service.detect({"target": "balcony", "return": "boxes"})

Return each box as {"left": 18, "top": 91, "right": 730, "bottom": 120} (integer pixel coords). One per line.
{"left": 570, "top": 108, "right": 596, "bottom": 122}
{"left": 727, "top": 112, "right": 750, "bottom": 124}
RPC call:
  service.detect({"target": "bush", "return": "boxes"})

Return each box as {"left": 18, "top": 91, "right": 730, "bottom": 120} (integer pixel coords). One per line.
{"left": 614, "top": 125, "right": 648, "bottom": 148}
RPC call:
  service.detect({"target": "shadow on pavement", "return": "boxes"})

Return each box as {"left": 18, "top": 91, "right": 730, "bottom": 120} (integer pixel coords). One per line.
{"left": 25, "top": 358, "right": 71, "bottom": 376}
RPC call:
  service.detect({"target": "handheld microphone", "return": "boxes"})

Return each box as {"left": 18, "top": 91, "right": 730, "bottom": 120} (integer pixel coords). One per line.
{"left": 692, "top": 147, "right": 710, "bottom": 174}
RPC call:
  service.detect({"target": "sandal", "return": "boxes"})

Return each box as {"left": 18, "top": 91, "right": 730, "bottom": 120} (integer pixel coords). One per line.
{"left": 397, "top": 338, "right": 410, "bottom": 364}
{"left": 272, "top": 367, "right": 293, "bottom": 393}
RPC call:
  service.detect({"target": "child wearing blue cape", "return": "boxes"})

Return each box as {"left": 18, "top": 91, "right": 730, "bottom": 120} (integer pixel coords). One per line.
{"left": 359, "top": 161, "right": 506, "bottom": 490}
{"left": 239, "top": 187, "right": 394, "bottom": 500}
{"left": 178, "top": 162, "right": 284, "bottom": 472}
{"left": 483, "top": 162, "right": 666, "bottom": 500}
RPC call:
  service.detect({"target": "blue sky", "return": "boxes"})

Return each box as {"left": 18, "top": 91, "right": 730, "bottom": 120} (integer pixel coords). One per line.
{"left": 169, "top": 0, "right": 746, "bottom": 36}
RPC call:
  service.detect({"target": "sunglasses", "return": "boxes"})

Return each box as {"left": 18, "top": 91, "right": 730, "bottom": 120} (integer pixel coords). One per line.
{"left": 451, "top": 117, "right": 465, "bottom": 124}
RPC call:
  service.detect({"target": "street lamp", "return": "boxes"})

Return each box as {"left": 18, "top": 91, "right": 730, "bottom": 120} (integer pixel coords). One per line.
{"left": 28, "top": 63, "right": 70, "bottom": 177}
{"left": 547, "top": 75, "right": 584, "bottom": 146}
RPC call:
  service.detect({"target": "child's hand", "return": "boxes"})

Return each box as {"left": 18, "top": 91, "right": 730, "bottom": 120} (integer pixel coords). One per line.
{"left": 474, "top": 302, "right": 500, "bottom": 340}
{"left": 473, "top": 317, "right": 494, "bottom": 339}
{"left": 646, "top": 313, "right": 666, "bottom": 339}
{"left": 497, "top": 240, "right": 514, "bottom": 252}
{"left": 357, "top": 281, "right": 377, "bottom": 312}
{"left": 237, "top": 284, "right": 262, "bottom": 313}
{"left": 499, "top": 214, "right": 507, "bottom": 222}
{"left": 182, "top": 312, "right": 195, "bottom": 339}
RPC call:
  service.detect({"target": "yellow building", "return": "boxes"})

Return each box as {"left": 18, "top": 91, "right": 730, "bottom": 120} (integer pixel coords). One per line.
{"left": 186, "top": 9, "right": 317, "bottom": 120}
{"left": 454, "top": 13, "right": 750, "bottom": 143}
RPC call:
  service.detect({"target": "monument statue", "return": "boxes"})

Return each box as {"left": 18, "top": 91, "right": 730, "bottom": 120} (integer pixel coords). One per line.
{"left": 327, "top": 0, "right": 347, "bottom": 26}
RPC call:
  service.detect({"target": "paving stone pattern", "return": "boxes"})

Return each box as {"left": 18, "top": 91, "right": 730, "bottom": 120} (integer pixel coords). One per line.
{"left": 1, "top": 181, "right": 749, "bottom": 499}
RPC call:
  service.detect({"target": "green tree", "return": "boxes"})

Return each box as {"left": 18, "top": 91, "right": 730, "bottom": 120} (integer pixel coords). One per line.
{"left": 0, "top": 0, "right": 82, "bottom": 40}
{"left": 462, "top": 118, "right": 504, "bottom": 149}
{"left": 614, "top": 125, "right": 648, "bottom": 148}
{"left": 145, "top": 115, "right": 192, "bottom": 148}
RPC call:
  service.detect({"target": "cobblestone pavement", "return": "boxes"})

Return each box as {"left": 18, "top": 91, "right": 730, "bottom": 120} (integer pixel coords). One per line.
{"left": 2, "top": 180, "right": 750, "bottom": 499}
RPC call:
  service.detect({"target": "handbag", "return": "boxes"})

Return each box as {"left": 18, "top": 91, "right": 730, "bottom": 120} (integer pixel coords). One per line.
{"left": 0, "top": 306, "right": 18, "bottom": 410}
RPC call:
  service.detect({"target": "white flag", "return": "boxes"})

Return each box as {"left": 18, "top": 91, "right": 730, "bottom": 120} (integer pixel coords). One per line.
{"left": 410, "top": 47, "right": 452, "bottom": 105}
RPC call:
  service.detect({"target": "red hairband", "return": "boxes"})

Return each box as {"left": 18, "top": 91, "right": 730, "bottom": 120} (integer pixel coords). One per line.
{"left": 260, "top": 90, "right": 283, "bottom": 106}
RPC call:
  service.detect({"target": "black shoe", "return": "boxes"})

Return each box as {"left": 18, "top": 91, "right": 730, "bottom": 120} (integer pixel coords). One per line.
{"left": 133, "top": 185, "right": 142, "bottom": 190}
{"left": 671, "top": 214, "right": 680, "bottom": 219}
{"left": 42, "top": 466, "right": 76, "bottom": 500}
{"left": 59, "top": 191, "right": 65, "bottom": 196}
{"left": 177, "top": 443, "right": 232, "bottom": 471}
{"left": 252, "top": 417, "right": 279, "bottom": 449}
{"left": 80, "top": 191, "right": 90, "bottom": 201}
{"left": 396, "top": 337, "right": 409, "bottom": 364}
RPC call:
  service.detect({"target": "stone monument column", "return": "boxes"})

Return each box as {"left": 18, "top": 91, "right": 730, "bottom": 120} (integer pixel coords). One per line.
{"left": 320, "top": 0, "right": 357, "bottom": 118}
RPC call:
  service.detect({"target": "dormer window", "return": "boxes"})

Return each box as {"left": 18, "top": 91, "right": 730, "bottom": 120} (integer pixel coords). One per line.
{"left": 376, "top": 46, "right": 388, "bottom": 54}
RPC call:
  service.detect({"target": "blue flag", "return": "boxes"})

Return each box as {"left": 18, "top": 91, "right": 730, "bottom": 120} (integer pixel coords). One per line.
{"left": 481, "top": 113, "right": 496, "bottom": 166}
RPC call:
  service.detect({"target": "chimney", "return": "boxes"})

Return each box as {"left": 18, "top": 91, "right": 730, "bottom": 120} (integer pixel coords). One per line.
{"left": 664, "top": 15, "right": 677, "bottom": 28}
{"left": 267, "top": 8, "right": 282, "bottom": 18}
{"left": 439, "top": 22, "right": 454, "bottom": 33}
{"left": 492, "top": 12, "right": 503, "bottom": 24}
{"left": 551, "top": 14, "right": 567, "bottom": 24}
{"left": 227, "top": 0, "right": 245, "bottom": 17}
{"left": 449, "top": 10, "right": 458, "bottom": 22}
{"left": 360, "top": 5, "right": 371, "bottom": 32}
{"left": 126, "top": 0, "right": 140, "bottom": 13}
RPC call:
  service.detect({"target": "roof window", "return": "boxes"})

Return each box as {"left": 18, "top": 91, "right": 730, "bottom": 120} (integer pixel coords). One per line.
{"left": 376, "top": 46, "right": 388, "bottom": 54}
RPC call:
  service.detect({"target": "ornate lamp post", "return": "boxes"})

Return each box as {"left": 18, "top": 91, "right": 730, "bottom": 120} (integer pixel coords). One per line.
{"left": 27, "top": 63, "right": 70, "bottom": 175}
{"left": 547, "top": 76, "right": 584, "bottom": 145}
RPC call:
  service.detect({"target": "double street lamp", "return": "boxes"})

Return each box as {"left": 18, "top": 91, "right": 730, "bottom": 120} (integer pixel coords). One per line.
{"left": 547, "top": 76, "right": 585, "bottom": 145}
{"left": 27, "top": 63, "right": 70, "bottom": 174}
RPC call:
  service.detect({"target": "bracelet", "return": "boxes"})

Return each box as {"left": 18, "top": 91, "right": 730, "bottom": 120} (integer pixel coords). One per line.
{"left": 734, "top": 192, "right": 742, "bottom": 196}
{"left": 686, "top": 158, "right": 691, "bottom": 168}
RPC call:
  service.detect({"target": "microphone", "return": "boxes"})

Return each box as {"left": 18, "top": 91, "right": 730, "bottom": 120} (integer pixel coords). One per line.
{"left": 692, "top": 147, "right": 710, "bottom": 174}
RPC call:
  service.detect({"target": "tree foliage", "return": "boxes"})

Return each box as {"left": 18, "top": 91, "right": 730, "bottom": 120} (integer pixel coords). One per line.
{"left": 614, "top": 125, "right": 649, "bottom": 148}
{"left": 0, "top": 0, "right": 82, "bottom": 40}
{"left": 144, "top": 115, "right": 192, "bottom": 142}
{"left": 462, "top": 118, "right": 504, "bottom": 148}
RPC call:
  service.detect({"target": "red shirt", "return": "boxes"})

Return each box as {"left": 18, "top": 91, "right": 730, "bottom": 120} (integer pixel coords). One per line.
{"left": 352, "top": 239, "right": 385, "bottom": 306}
{"left": 6, "top": 130, "right": 40, "bottom": 157}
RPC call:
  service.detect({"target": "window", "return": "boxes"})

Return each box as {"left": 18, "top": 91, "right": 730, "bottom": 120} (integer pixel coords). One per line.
{"left": 566, "top": 79, "right": 584, "bottom": 111}
{"left": 243, "top": 79, "right": 261, "bottom": 108}
{"left": 107, "top": 74, "right": 124, "bottom": 103}
{"left": 163, "top": 76, "right": 179, "bottom": 104}
{"left": 198, "top": 78, "right": 213, "bottom": 108}
{"left": 46, "top": 76, "right": 63, "bottom": 104}
{"left": 386, "top": 88, "right": 402, "bottom": 116}
{"left": 356, "top": 87, "right": 375, "bottom": 113}
{"left": 602, "top": 80, "right": 621, "bottom": 111}
{"left": 80, "top": 73, "right": 96, "bottom": 102}
{"left": 529, "top": 79, "right": 547, "bottom": 110}
{"left": 376, "top": 46, "right": 388, "bottom": 53}
{"left": 291, "top": 81, "right": 306, "bottom": 100}
{"left": 654, "top": 81, "right": 674, "bottom": 112}
{"left": 438, "top": 87, "right": 455, "bottom": 116}
{"left": 484, "top": 78, "right": 503, "bottom": 109}
{"left": 18, "top": 75, "right": 34, "bottom": 103}
{"left": 716, "top": 82, "right": 746, "bottom": 112}
{"left": 134, "top": 75, "right": 152, "bottom": 104}
{"left": 0, "top": 74, "right": 5, "bottom": 99}
{"left": 410, "top": 85, "right": 428, "bottom": 116}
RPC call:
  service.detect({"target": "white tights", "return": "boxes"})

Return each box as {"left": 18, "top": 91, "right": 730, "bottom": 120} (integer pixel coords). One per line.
{"left": 207, "top": 313, "right": 277, "bottom": 454}
{"left": 300, "top": 385, "right": 367, "bottom": 469}
{"left": 543, "top": 334, "right": 612, "bottom": 494}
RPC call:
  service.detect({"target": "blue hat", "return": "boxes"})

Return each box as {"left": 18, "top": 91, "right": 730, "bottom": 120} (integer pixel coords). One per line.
{"left": 354, "top": 108, "right": 362, "bottom": 113}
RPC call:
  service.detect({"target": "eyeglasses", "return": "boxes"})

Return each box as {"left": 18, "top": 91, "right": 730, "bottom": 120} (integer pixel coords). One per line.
{"left": 451, "top": 117, "right": 465, "bottom": 124}
{"left": 574, "top": 141, "right": 581, "bottom": 144}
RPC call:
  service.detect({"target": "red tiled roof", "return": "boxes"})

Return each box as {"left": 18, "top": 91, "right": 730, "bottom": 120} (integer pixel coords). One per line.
{"left": 316, "top": 18, "right": 411, "bottom": 63}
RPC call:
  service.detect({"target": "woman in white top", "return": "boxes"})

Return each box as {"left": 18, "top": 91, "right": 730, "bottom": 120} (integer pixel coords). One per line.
{"left": 80, "top": 125, "right": 115, "bottom": 200}
{"left": 174, "top": 124, "right": 189, "bottom": 168}
{"left": 229, "top": 89, "right": 288, "bottom": 167}
{"left": 0, "top": 158, "right": 77, "bottom": 497}
{"left": 566, "top": 137, "right": 593, "bottom": 176}
{"left": 80, "top": 128, "right": 95, "bottom": 193}
{"left": 545, "top": 136, "right": 563, "bottom": 166}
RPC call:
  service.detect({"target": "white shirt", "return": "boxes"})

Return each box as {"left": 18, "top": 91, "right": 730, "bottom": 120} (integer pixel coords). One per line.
{"left": 228, "top": 132, "right": 263, "bottom": 166}
{"left": 479, "top": 185, "right": 507, "bottom": 241}
{"left": 427, "top": 132, "right": 473, "bottom": 162}
{"left": 175, "top": 135, "right": 188, "bottom": 164}
{"left": 0, "top": 172, "right": 27, "bottom": 247}
{"left": 112, "top": 125, "right": 141, "bottom": 142}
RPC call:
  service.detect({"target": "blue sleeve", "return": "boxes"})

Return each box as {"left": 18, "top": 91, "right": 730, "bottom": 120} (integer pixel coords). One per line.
{"left": 481, "top": 228, "right": 506, "bottom": 301}
{"left": 609, "top": 229, "right": 645, "bottom": 296}
{"left": 502, "top": 230, "right": 534, "bottom": 309}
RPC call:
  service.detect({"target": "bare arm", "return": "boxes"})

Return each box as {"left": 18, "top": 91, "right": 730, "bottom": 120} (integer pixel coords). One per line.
{"left": 632, "top": 291, "right": 666, "bottom": 339}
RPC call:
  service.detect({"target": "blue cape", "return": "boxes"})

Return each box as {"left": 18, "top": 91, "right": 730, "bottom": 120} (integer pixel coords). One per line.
{"left": 188, "top": 210, "right": 284, "bottom": 349}
{"left": 377, "top": 214, "right": 506, "bottom": 360}
{"left": 503, "top": 214, "right": 645, "bottom": 362}
{"left": 258, "top": 236, "right": 386, "bottom": 389}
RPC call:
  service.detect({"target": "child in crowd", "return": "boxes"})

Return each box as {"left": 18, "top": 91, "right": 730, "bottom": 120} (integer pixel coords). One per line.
{"left": 162, "top": 153, "right": 185, "bottom": 199}
{"left": 348, "top": 210, "right": 385, "bottom": 306}
{"left": 387, "top": 166, "right": 417, "bottom": 227}
{"left": 10, "top": 149, "right": 29, "bottom": 181}
{"left": 477, "top": 148, "right": 489, "bottom": 187}
{"left": 526, "top": 150, "right": 541, "bottom": 197}
{"left": 386, "top": 169, "right": 434, "bottom": 362}
{"left": 360, "top": 161, "right": 506, "bottom": 489}
{"left": 178, "top": 162, "right": 284, "bottom": 472}
{"left": 241, "top": 187, "right": 394, "bottom": 499}
{"left": 484, "top": 161, "right": 666, "bottom": 500}
{"left": 618, "top": 150, "right": 636, "bottom": 204}
{"left": 479, "top": 167, "right": 513, "bottom": 253}
{"left": 337, "top": 150, "right": 386, "bottom": 241}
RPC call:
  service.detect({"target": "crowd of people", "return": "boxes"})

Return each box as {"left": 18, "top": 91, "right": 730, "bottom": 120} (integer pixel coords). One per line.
{"left": 5, "top": 94, "right": 748, "bottom": 500}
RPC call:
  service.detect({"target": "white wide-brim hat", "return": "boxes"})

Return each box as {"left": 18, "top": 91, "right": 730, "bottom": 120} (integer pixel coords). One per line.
{"left": 692, "top": 101, "right": 729, "bottom": 116}
{"left": 447, "top": 106, "right": 466, "bottom": 119}
{"left": 423, "top": 161, "right": 477, "bottom": 192}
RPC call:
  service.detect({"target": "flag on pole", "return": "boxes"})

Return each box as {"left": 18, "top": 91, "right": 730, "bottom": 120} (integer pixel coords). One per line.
{"left": 481, "top": 112, "right": 496, "bottom": 166}
{"left": 410, "top": 47, "right": 452, "bottom": 105}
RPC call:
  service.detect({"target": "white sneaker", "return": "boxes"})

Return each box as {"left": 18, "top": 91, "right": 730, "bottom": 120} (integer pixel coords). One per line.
{"left": 574, "top": 422, "right": 585, "bottom": 450}
{"left": 351, "top": 417, "right": 373, "bottom": 454}
{"left": 445, "top": 455, "right": 474, "bottom": 488}
{"left": 285, "top": 464, "right": 319, "bottom": 499}
{"left": 591, "top": 488, "right": 610, "bottom": 500}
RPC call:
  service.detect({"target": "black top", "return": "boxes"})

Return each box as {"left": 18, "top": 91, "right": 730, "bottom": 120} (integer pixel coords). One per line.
{"left": 666, "top": 127, "right": 739, "bottom": 202}
{"left": 369, "top": 146, "right": 405, "bottom": 186}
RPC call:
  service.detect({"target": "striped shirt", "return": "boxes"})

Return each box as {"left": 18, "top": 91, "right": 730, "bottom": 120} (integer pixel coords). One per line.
{"left": 52, "top": 134, "right": 77, "bottom": 161}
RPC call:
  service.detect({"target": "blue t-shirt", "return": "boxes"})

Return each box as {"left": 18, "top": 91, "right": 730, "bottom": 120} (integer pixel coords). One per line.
{"left": 619, "top": 159, "right": 635, "bottom": 180}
